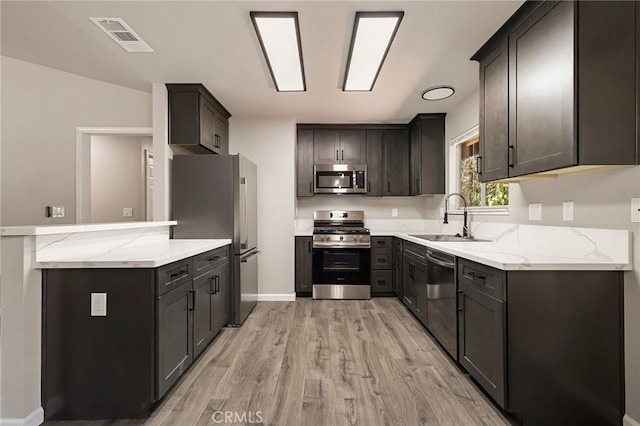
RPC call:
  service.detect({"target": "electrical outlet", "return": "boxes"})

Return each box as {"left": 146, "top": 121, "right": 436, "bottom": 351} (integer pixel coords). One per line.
{"left": 123, "top": 207, "right": 133, "bottom": 217}
{"left": 51, "top": 206, "right": 65, "bottom": 218}
{"left": 528, "top": 203, "right": 542, "bottom": 221}
{"left": 91, "top": 293, "right": 107, "bottom": 316}
{"left": 632, "top": 198, "right": 640, "bottom": 223}
{"left": 562, "top": 201, "right": 574, "bottom": 221}
{"left": 391, "top": 208, "right": 398, "bottom": 217}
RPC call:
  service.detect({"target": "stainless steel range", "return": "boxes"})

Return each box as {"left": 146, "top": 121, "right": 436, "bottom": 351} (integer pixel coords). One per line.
{"left": 312, "top": 210, "right": 371, "bottom": 300}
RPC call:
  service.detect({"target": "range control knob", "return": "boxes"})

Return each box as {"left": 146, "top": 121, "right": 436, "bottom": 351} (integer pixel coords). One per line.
{"left": 339, "top": 236, "right": 344, "bottom": 241}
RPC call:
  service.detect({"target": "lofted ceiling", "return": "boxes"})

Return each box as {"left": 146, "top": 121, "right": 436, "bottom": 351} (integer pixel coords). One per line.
{"left": 1, "top": 1, "right": 523, "bottom": 123}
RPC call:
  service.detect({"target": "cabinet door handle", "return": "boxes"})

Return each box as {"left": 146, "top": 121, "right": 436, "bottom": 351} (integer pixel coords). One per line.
{"left": 416, "top": 178, "right": 420, "bottom": 192}
{"left": 477, "top": 156, "right": 482, "bottom": 175}
{"left": 457, "top": 291, "right": 464, "bottom": 312}
{"left": 188, "top": 290, "right": 195, "bottom": 311}
{"left": 309, "top": 181, "right": 313, "bottom": 194}
{"left": 307, "top": 241, "right": 311, "bottom": 253}
{"left": 367, "top": 181, "right": 371, "bottom": 192}
{"left": 209, "top": 277, "right": 215, "bottom": 295}
{"left": 215, "top": 276, "right": 220, "bottom": 293}
{"left": 170, "top": 269, "right": 189, "bottom": 280}
{"left": 387, "top": 182, "right": 391, "bottom": 193}
{"left": 467, "top": 271, "right": 486, "bottom": 281}
{"left": 378, "top": 257, "right": 386, "bottom": 263}
{"left": 336, "top": 150, "right": 339, "bottom": 161}
{"left": 508, "top": 145, "right": 514, "bottom": 168}
{"left": 341, "top": 150, "right": 344, "bottom": 161}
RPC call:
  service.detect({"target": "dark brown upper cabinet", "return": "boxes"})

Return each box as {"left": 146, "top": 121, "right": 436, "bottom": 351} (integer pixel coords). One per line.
{"left": 472, "top": 1, "right": 638, "bottom": 182}
{"left": 409, "top": 113, "right": 445, "bottom": 195}
{"left": 313, "top": 129, "right": 367, "bottom": 165}
{"left": 166, "top": 84, "right": 231, "bottom": 155}
{"left": 296, "top": 129, "right": 314, "bottom": 197}
{"left": 365, "top": 126, "right": 410, "bottom": 196}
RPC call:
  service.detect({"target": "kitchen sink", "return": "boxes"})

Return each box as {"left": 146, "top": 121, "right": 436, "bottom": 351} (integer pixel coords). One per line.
{"left": 409, "top": 234, "right": 492, "bottom": 243}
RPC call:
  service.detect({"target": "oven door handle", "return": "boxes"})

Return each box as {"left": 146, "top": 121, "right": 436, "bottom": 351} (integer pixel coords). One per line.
{"left": 425, "top": 253, "right": 454, "bottom": 269}
{"left": 312, "top": 242, "right": 371, "bottom": 249}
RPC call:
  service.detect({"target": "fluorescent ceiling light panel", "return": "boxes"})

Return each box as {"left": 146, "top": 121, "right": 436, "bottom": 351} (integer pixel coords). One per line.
{"left": 251, "top": 12, "right": 306, "bottom": 92}
{"left": 343, "top": 12, "right": 404, "bottom": 91}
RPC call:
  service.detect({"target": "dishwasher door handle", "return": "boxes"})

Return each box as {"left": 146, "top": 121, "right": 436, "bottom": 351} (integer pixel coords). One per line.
{"left": 425, "top": 252, "right": 455, "bottom": 269}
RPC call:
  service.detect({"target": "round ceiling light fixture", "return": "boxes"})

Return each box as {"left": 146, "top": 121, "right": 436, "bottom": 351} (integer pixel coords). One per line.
{"left": 421, "top": 85, "right": 455, "bottom": 101}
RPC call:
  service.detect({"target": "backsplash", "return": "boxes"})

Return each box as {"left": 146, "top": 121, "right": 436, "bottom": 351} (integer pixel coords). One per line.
{"left": 296, "top": 195, "right": 433, "bottom": 219}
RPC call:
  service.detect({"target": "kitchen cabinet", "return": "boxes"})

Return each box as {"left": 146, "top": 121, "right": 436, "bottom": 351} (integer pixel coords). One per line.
{"left": 409, "top": 114, "right": 445, "bottom": 195}
{"left": 166, "top": 83, "right": 231, "bottom": 155}
{"left": 472, "top": 1, "right": 638, "bottom": 182}
{"left": 456, "top": 257, "right": 623, "bottom": 423}
{"left": 366, "top": 127, "right": 410, "bottom": 196}
{"left": 457, "top": 258, "right": 506, "bottom": 409}
{"left": 191, "top": 248, "right": 230, "bottom": 360}
{"left": 296, "top": 129, "right": 314, "bottom": 197}
{"left": 42, "top": 246, "right": 230, "bottom": 420}
{"left": 371, "top": 236, "right": 393, "bottom": 294}
{"left": 313, "top": 129, "right": 366, "bottom": 165}
{"left": 295, "top": 236, "right": 313, "bottom": 294}
{"left": 402, "top": 242, "right": 427, "bottom": 327}
{"left": 392, "top": 238, "right": 403, "bottom": 299}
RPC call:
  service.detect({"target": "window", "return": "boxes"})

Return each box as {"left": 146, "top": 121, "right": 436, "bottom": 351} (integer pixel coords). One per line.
{"left": 450, "top": 126, "right": 509, "bottom": 211}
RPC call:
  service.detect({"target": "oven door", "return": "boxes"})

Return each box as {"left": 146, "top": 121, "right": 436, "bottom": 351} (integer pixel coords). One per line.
{"left": 312, "top": 247, "right": 371, "bottom": 299}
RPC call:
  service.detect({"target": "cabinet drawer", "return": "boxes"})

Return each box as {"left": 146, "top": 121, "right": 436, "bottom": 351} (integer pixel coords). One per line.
{"left": 372, "top": 236, "right": 392, "bottom": 249}
{"left": 371, "top": 248, "right": 392, "bottom": 269}
{"left": 403, "top": 241, "right": 427, "bottom": 259}
{"left": 156, "top": 259, "right": 193, "bottom": 296}
{"left": 193, "top": 246, "right": 229, "bottom": 277}
{"left": 371, "top": 270, "right": 393, "bottom": 293}
{"left": 457, "top": 258, "right": 505, "bottom": 301}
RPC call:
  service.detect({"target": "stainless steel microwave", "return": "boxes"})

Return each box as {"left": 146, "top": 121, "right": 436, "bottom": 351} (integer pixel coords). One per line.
{"left": 314, "top": 164, "right": 367, "bottom": 194}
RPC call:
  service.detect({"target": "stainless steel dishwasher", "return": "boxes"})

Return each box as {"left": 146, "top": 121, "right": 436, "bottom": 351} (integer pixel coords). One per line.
{"left": 426, "top": 248, "right": 457, "bottom": 360}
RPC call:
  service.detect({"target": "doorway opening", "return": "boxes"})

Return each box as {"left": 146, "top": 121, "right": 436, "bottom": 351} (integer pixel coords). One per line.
{"left": 76, "top": 127, "right": 153, "bottom": 223}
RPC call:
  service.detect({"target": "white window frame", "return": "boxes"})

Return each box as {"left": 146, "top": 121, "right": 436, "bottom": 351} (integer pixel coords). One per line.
{"left": 448, "top": 125, "right": 510, "bottom": 215}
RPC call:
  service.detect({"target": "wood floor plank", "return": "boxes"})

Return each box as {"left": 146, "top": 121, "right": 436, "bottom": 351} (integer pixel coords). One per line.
{"left": 44, "top": 298, "right": 512, "bottom": 426}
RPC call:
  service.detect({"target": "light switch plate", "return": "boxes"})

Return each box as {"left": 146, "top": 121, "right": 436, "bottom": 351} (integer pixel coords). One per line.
{"left": 123, "top": 207, "right": 133, "bottom": 217}
{"left": 562, "top": 201, "right": 574, "bottom": 221}
{"left": 632, "top": 198, "right": 640, "bottom": 223}
{"left": 91, "top": 293, "right": 107, "bottom": 316}
{"left": 528, "top": 203, "right": 542, "bottom": 221}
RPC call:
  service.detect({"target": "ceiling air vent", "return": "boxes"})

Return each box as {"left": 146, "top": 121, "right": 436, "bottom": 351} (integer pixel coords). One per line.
{"left": 89, "top": 17, "right": 153, "bottom": 52}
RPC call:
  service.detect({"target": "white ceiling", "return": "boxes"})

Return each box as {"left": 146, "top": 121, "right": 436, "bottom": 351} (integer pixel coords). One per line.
{"left": 1, "top": 1, "right": 523, "bottom": 123}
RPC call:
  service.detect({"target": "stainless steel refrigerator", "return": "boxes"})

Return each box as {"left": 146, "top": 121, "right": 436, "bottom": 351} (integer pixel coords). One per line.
{"left": 172, "top": 154, "right": 258, "bottom": 325}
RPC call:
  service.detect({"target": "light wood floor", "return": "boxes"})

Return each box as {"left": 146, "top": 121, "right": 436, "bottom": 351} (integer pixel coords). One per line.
{"left": 46, "top": 298, "right": 512, "bottom": 426}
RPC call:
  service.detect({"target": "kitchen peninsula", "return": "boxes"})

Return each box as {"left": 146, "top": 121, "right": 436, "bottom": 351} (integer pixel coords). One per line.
{"left": 0, "top": 221, "right": 230, "bottom": 423}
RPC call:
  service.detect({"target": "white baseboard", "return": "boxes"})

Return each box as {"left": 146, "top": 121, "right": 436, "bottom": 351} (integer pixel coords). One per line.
{"left": 625, "top": 414, "right": 640, "bottom": 426}
{"left": 257, "top": 294, "right": 296, "bottom": 301}
{"left": 1, "top": 407, "right": 44, "bottom": 426}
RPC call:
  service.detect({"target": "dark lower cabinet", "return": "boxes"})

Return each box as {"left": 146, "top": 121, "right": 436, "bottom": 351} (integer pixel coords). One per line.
{"left": 456, "top": 257, "right": 624, "bottom": 424}
{"left": 393, "top": 238, "right": 403, "bottom": 299}
{"left": 157, "top": 280, "right": 193, "bottom": 399}
{"left": 371, "top": 236, "right": 393, "bottom": 295}
{"left": 402, "top": 242, "right": 427, "bottom": 326}
{"left": 295, "top": 236, "right": 313, "bottom": 294}
{"left": 42, "top": 269, "right": 156, "bottom": 420}
{"left": 507, "top": 271, "right": 623, "bottom": 425}
{"left": 42, "top": 246, "right": 230, "bottom": 420}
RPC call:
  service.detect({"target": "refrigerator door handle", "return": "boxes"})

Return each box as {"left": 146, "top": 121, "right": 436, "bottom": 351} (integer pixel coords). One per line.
{"left": 240, "top": 176, "right": 248, "bottom": 250}
{"left": 240, "top": 250, "right": 260, "bottom": 263}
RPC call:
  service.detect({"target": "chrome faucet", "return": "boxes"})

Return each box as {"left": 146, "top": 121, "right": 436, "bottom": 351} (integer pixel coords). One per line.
{"left": 443, "top": 193, "right": 470, "bottom": 238}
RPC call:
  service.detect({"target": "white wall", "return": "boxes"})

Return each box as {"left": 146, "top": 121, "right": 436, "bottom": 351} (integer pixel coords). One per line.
{"left": 446, "top": 89, "right": 640, "bottom": 422}
{"left": 297, "top": 196, "right": 432, "bottom": 219}
{"left": 90, "top": 135, "right": 151, "bottom": 223}
{"left": 1, "top": 57, "right": 152, "bottom": 226}
{"left": 229, "top": 117, "right": 296, "bottom": 298}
